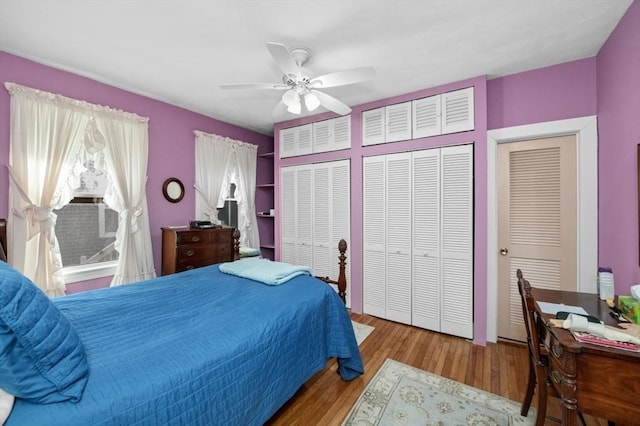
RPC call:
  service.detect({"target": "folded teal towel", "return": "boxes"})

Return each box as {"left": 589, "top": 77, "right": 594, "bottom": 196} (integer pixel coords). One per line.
{"left": 218, "top": 258, "right": 311, "bottom": 285}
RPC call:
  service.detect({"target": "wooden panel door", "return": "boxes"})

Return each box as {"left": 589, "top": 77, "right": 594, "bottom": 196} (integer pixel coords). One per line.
{"left": 363, "top": 155, "right": 386, "bottom": 317}
{"left": 497, "top": 135, "right": 577, "bottom": 342}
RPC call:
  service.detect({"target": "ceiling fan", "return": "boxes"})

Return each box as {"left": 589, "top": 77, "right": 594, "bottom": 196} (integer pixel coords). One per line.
{"left": 220, "top": 42, "right": 375, "bottom": 117}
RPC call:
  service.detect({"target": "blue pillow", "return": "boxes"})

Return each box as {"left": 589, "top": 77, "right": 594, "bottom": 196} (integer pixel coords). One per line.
{"left": 0, "top": 261, "right": 89, "bottom": 403}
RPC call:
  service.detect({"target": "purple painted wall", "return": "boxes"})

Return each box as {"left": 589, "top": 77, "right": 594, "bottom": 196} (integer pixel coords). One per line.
{"left": 596, "top": 0, "right": 640, "bottom": 292}
{"left": 0, "top": 51, "right": 273, "bottom": 293}
{"left": 487, "top": 57, "right": 597, "bottom": 130}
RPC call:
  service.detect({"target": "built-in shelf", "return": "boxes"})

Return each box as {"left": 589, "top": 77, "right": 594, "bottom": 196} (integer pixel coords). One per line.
{"left": 257, "top": 183, "right": 275, "bottom": 188}
{"left": 258, "top": 152, "right": 274, "bottom": 158}
{"left": 260, "top": 244, "right": 275, "bottom": 249}
{"left": 257, "top": 214, "right": 274, "bottom": 218}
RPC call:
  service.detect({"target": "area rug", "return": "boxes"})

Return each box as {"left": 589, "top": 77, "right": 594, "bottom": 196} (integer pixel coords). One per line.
{"left": 343, "top": 358, "right": 535, "bottom": 425}
{"left": 351, "top": 321, "right": 375, "bottom": 346}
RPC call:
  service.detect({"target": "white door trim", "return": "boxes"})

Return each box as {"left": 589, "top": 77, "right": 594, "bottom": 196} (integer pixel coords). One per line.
{"left": 486, "top": 116, "right": 598, "bottom": 343}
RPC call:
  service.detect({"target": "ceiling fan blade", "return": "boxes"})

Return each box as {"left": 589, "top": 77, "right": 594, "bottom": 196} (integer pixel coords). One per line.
{"left": 311, "top": 66, "right": 375, "bottom": 89}
{"left": 272, "top": 100, "right": 288, "bottom": 118}
{"left": 220, "top": 83, "right": 288, "bottom": 90}
{"left": 266, "top": 42, "right": 301, "bottom": 79}
{"left": 311, "top": 90, "right": 352, "bottom": 115}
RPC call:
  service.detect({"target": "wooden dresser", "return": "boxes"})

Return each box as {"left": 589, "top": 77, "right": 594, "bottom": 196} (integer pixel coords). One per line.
{"left": 161, "top": 226, "right": 236, "bottom": 275}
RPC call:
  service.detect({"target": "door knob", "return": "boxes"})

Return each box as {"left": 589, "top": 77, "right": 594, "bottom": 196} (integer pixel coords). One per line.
{"left": 500, "top": 248, "right": 509, "bottom": 256}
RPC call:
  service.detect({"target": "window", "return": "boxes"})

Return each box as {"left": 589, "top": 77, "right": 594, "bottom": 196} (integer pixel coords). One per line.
{"left": 55, "top": 158, "right": 118, "bottom": 282}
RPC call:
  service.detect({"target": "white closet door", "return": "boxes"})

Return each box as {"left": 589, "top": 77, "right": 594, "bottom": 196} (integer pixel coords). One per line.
{"left": 385, "top": 102, "right": 412, "bottom": 143}
{"left": 362, "top": 108, "right": 385, "bottom": 146}
{"left": 441, "top": 87, "right": 474, "bottom": 135}
{"left": 313, "top": 120, "right": 331, "bottom": 154}
{"left": 385, "top": 152, "right": 412, "bottom": 324}
{"left": 362, "top": 156, "right": 386, "bottom": 317}
{"left": 326, "top": 160, "right": 351, "bottom": 306}
{"left": 412, "top": 95, "right": 442, "bottom": 138}
{"left": 439, "top": 144, "right": 474, "bottom": 339}
{"left": 411, "top": 149, "right": 442, "bottom": 330}
{"left": 280, "top": 128, "right": 297, "bottom": 159}
{"left": 331, "top": 116, "right": 351, "bottom": 151}
{"left": 296, "top": 167, "right": 313, "bottom": 267}
{"left": 313, "top": 165, "right": 331, "bottom": 276}
{"left": 280, "top": 166, "right": 297, "bottom": 263}
{"left": 297, "top": 124, "right": 314, "bottom": 157}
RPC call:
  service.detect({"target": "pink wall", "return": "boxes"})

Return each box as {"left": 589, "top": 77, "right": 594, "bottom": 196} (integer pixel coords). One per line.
{"left": 596, "top": 0, "right": 640, "bottom": 292}
{"left": 487, "top": 57, "right": 597, "bottom": 130}
{"left": 0, "top": 51, "right": 273, "bottom": 292}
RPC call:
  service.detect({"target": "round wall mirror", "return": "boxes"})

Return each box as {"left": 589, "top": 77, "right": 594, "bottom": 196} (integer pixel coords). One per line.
{"left": 162, "top": 177, "right": 185, "bottom": 203}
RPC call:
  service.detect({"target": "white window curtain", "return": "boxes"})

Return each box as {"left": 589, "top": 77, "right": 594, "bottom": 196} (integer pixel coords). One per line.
{"left": 194, "top": 131, "right": 260, "bottom": 249}
{"left": 94, "top": 113, "right": 155, "bottom": 286}
{"left": 6, "top": 83, "right": 89, "bottom": 296}
{"left": 5, "top": 82, "right": 155, "bottom": 294}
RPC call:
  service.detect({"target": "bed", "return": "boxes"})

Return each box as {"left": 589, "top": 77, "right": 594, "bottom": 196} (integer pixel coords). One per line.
{"left": 0, "top": 220, "right": 363, "bottom": 425}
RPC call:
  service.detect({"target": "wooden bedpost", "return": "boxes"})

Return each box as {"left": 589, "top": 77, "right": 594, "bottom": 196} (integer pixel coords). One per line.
{"left": 336, "top": 239, "right": 347, "bottom": 304}
{"left": 314, "top": 239, "right": 348, "bottom": 305}
{"left": 232, "top": 228, "right": 241, "bottom": 260}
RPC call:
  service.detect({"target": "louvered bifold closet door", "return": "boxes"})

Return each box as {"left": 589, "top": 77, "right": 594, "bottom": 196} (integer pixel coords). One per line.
{"left": 329, "top": 160, "right": 351, "bottom": 306}
{"left": 385, "top": 152, "right": 412, "bottom": 324}
{"left": 363, "top": 156, "right": 386, "bottom": 318}
{"left": 313, "top": 165, "right": 331, "bottom": 277}
{"left": 440, "top": 144, "right": 473, "bottom": 339}
{"left": 385, "top": 102, "right": 412, "bottom": 143}
{"left": 411, "top": 149, "right": 441, "bottom": 330}
{"left": 296, "top": 167, "right": 314, "bottom": 267}
{"left": 441, "top": 87, "right": 474, "bottom": 135}
{"left": 412, "top": 95, "right": 442, "bottom": 139}
{"left": 313, "top": 120, "right": 331, "bottom": 154}
{"left": 331, "top": 116, "right": 351, "bottom": 151}
{"left": 362, "top": 108, "right": 385, "bottom": 146}
{"left": 280, "top": 166, "right": 297, "bottom": 263}
{"left": 280, "top": 128, "right": 297, "bottom": 159}
{"left": 296, "top": 124, "right": 314, "bottom": 157}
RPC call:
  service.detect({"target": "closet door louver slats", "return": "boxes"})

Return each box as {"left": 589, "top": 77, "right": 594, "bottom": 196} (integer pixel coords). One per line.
{"left": 330, "top": 161, "right": 351, "bottom": 288}
{"left": 412, "top": 149, "right": 441, "bottom": 330}
{"left": 362, "top": 108, "right": 385, "bottom": 146}
{"left": 313, "top": 167, "right": 331, "bottom": 277}
{"left": 312, "top": 121, "right": 331, "bottom": 154}
{"left": 280, "top": 167, "right": 297, "bottom": 264}
{"left": 363, "top": 157, "right": 386, "bottom": 318}
{"left": 332, "top": 116, "right": 351, "bottom": 151}
{"left": 441, "top": 87, "right": 474, "bottom": 135}
{"left": 296, "top": 168, "right": 313, "bottom": 267}
{"left": 297, "top": 124, "right": 313, "bottom": 157}
{"left": 412, "top": 95, "right": 442, "bottom": 138}
{"left": 440, "top": 145, "right": 473, "bottom": 339}
{"left": 385, "top": 102, "right": 412, "bottom": 143}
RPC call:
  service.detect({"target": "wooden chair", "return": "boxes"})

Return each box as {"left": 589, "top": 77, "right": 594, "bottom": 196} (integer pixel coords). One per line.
{"left": 517, "top": 270, "right": 593, "bottom": 426}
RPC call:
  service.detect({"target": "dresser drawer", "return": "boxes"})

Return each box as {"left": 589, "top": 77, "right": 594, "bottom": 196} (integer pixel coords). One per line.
{"left": 176, "top": 229, "right": 232, "bottom": 245}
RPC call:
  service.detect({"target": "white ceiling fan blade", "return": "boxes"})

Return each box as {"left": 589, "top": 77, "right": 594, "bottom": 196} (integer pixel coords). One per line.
{"left": 220, "top": 83, "right": 288, "bottom": 90}
{"left": 311, "top": 90, "right": 352, "bottom": 115}
{"left": 311, "top": 66, "right": 375, "bottom": 89}
{"left": 266, "top": 42, "right": 301, "bottom": 79}
{"left": 272, "top": 100, "right": 288, "bottom": 118}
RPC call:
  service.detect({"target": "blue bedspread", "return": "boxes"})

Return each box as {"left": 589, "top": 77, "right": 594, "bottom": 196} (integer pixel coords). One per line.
{"left": 6, "top": 265, "right": 363, "bottom": 425}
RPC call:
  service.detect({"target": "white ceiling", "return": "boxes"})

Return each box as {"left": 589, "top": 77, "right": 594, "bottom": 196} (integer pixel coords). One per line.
{"left": 0, "top": 1, "right": 632, "bottom": 136}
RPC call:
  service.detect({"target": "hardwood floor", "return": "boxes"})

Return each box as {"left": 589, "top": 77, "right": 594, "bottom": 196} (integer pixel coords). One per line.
{"left": 266, "top": 312, "right": 610, "bottom": 426}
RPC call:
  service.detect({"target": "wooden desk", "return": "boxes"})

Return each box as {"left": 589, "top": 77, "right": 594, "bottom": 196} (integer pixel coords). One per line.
{"left": 532, "top": 288, "right": 640, "bottom": 426}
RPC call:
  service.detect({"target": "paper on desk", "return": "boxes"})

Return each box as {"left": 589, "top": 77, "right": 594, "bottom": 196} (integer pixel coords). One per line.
{"left": 537, "top": 301, "right": 588, "bottom": 316}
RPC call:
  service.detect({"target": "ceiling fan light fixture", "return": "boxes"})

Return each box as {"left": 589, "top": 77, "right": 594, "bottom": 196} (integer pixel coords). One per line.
{"left": 282, "top": 89, "right": 298, "bottom": 107}
{"left": 287, "top": 99, "right": 302, "bottom": 114}
{"left": 304, "top": 92, "right": 321, "bottom": 111}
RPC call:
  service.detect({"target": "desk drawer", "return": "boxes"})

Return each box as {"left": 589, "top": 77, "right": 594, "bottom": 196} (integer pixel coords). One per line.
{"left": 547, "top": 333, "right": 567, "bottom": 395}
{"left": 176, "top": 229, "right": 232, "bottom": 245}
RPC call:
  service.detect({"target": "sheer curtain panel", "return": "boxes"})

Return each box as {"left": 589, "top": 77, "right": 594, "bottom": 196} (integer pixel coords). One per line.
{"left": 97, "top": 114, "right": 155, "bottom": 285}
{"left": 6, "top": 83, "right": 88, "bottom": 296}
{"left": 194, "top": 131, "right": 260, "bottom": 248}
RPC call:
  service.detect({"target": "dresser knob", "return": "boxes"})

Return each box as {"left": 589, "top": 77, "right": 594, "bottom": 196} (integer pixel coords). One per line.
{"left": 191, "top": 236, "right": 200, "bottom": 242}
{"left": 186, "top": 250, "right": 194, "bottom": 257}
{"left": 185, "top": 265, "right": 194, "bottom": 270}
{"left": 552, "top": 344, "right": 564, "bottom": 359}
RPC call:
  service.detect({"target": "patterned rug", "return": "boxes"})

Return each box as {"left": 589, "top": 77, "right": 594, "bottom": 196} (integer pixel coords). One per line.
{"left": 351, "top": 321, "right": 375, "bottom": 346}
{"left": 343, "top": 358, "right": 535, "bottom": 425}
